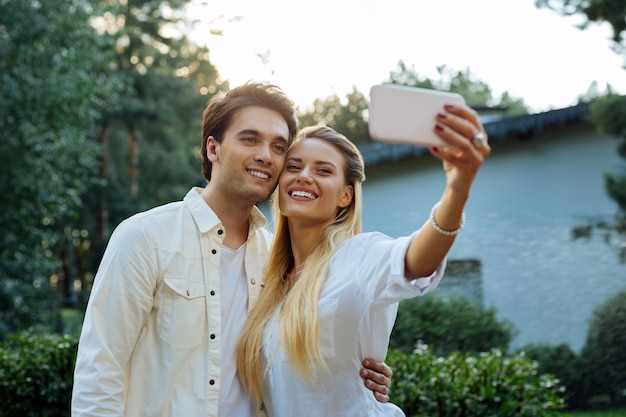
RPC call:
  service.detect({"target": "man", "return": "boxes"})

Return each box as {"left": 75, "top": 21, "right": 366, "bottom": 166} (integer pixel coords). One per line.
{"left": 71, "top": 82, "right": 391, "bottom": 417}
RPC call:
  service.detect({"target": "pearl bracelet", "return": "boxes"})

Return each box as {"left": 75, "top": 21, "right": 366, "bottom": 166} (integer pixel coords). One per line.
{"left": 429, "top": 202, "right": 465, "bottom": 236}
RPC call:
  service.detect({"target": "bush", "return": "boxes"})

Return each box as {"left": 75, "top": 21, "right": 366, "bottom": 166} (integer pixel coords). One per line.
{"left": 390, "top": 295, "right": 516, "bottom": 356}
{"left": 387, "top": 343, "right": 566, "bottom": 417}
{"left": 582, "top": 290, "right": 626, "bottom": 406}
{"left": 518, "top": 343, "right": 591, "bottom": 410}
{"left": 0, "top": 331, "right": 78, "bottom": 417}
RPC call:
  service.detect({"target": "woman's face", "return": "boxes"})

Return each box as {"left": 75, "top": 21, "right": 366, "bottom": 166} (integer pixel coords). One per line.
{"left": 278, "top": 138, "right": 353, "bottom": 225}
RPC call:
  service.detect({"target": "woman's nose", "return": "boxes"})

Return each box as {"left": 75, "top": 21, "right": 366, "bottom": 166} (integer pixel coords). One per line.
{"left": 296, "top": 167, "right": 313, "bottom": 183}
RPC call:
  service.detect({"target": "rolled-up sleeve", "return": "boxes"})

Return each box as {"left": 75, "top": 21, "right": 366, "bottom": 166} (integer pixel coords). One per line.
{"left": 342, "top": 231, "right": 445, "bottom": 306}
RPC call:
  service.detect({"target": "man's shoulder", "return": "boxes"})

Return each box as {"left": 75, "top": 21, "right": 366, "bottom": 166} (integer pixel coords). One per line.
{"left": 126, "top": 200, "right": 184, "bottom": 222}
{"left": 114, "top": 199, "right": 187, "bottom": 236}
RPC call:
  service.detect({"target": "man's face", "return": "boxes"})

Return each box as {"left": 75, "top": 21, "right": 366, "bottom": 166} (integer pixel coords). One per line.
{"left": 207, "top": 106, "right": 290, "bottom": 204}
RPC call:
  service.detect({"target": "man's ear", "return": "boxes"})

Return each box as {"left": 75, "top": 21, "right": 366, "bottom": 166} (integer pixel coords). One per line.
{"left": 206, "top": 136, "right": 219, "bottom": 162}
{"left": 338, "top": 185, "right": 354, "bottom": 209}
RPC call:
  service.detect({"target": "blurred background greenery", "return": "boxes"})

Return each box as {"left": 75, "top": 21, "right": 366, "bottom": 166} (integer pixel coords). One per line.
{"left": 1, "top": 0, "right": 626, "bottom": 415}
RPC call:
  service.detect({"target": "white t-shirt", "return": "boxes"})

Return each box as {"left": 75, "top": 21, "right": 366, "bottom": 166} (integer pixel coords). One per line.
{"left": 219, "top": 243, "right": 256, "bottom": 417}
{"left": 261, "top": 231, "right": 445, "bottom": 417}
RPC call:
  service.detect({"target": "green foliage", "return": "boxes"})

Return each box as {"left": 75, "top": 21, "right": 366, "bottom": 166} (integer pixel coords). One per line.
{"left": 582, "top": 289, "right": 626, "bottom": 405}
{"left": 0, "top": 0, "right": 122, "bottom": 339}
{"left": 519, "top": 291, "right": 626, "bottom": 410}
{"left": 518, "top": 343, "right": 591, "bottom": 409}
{"left": 81, "top": 0, "right": 226, "bottom": 237}
{"left": 297, "top": 87, "right": 370, "bottom": 145}
{"left": 535, "top": 0, "right": 626, "bottom": 47}
{"left": 0, "top": 331, "right": 79, "bottom": 417}
{"left": 386, "top": 61, "right": 529, "bottom": 116}
{"left": 538, "top": 0, "right": 626, "bottom": 255}
{"left": 390, "top": 295, "right": 516, "bottom": 356}
{"left": 589, "top": 94, "right": 626, "bottom": 150}
{"left": 297, "top": 62, "right": 529, "bottom": 147}
{"left": 589, "top": 94, "right": 626, "bottom": 213}
{"left": 386, "top": 344, "right": 566, "bottom": 417}
{"left": 562, "top": 411, "right": 626, "bottom": 417}
{"left": 569, "top": 94, "right": 626, "bottom": 263}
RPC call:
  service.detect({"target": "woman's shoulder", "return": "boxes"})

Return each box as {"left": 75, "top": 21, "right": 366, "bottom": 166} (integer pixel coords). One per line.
{"left": 337, "top": 231, "right": 394, "bottom": 255}
{"left": 351, "top": 231, "right": 393, "bottom": 244}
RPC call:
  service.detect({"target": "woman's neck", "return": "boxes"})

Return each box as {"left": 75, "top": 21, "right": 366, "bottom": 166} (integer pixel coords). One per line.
{"left": 288, "top": 220, "right": 326, "bottom": 276}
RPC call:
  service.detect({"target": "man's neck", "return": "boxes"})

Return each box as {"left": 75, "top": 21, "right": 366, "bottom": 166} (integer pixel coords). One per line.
{"left": 199, "top": 186, "right": 253, "bottom": 250}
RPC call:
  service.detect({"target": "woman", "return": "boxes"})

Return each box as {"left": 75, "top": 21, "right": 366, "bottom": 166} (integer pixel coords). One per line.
{"left": 236, "top": 103, "right": 490, "bottom": 416}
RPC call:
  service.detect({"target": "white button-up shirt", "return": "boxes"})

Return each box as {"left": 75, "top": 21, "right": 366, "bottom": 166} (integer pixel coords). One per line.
{"left": 71, "top": 188, "right": 271, "bottom": 417}
{"left": 261, "top": 231, "right": 445, "bottom": 417}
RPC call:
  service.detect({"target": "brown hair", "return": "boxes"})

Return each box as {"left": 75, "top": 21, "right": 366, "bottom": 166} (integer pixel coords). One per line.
{"left": 200, "top": 82, "right": 298, "bottom": 181}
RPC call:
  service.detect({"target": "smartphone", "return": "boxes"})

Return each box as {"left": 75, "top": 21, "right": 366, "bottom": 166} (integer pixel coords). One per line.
{"left": 368, "top": 84, "right": 465, "bottom": 147}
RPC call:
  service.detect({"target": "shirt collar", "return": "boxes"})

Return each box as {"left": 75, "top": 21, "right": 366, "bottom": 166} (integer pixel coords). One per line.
{"left": 249, "top": 204, "right": 269, "bottom": 233}
{"left": 184, "top": 187, "right": 269, "bottom": 234}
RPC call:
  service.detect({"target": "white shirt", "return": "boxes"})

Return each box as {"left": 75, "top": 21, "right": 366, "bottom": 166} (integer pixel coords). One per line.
{"left": 71, "top": 187, "right": 271, "bottom": 417}
{"left": 218, "top": 243, "right": 256, "bottom": 417}
{"left": 261, "top": 231, "right": 445, "bottom": 417}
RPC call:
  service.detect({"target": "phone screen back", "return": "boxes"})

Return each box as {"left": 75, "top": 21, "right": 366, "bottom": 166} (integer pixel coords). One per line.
{"left": 368, "top": 84, "right": 465, "bottom": 147}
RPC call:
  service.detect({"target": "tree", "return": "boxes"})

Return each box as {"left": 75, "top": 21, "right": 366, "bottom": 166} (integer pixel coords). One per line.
{"left": 386, "top": 61, "right": 528, "bottom": 116}
{"left": 71, "top": 0, "right": 226, "bottom": 303}
{"left": 0, "top": 0, "right": 122, "bottom": 339}
{"left": 535, "top": 0, "right": 626, "bottom": 55}
{"left": 538, "top": 0, "right": 626, "bottom": 258}
{"left": 296, "top": 61, "right": 529, "bottom": 148}
{"left": 86, "top": 0, "right": 225, "bottom": 228}
{"left": 297, "top": 87, "right": 370, "bottom": 145}
{"left": 581, "top": 289, "right": 626, "bottom": 406}
{"left": 589, "top": 94, "right": 626, "bottom": 211}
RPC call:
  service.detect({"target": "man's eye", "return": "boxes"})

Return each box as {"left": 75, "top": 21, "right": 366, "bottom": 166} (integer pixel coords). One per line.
{"left": 273, "top": 144, "right": 287, "bottom": 153}
{"left": 242, "top": 137, "right": 257, "bottom": 143}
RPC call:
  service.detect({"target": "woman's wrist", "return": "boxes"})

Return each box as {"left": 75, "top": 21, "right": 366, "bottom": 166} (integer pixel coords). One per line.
{"left": 429, "top": 201, "right": 465, "bottom": 236}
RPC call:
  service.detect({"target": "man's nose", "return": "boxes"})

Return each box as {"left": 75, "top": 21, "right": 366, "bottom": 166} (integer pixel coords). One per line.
{"left": 255, "top": 144, "right": 272, "bottom": 164}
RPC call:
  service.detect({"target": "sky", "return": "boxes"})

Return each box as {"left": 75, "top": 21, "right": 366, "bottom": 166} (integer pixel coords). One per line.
{"left": 184, "top": 0, "right": 626, "bottom": 114}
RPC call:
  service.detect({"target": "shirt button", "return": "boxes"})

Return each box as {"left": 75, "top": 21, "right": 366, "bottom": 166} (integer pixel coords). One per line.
{"left": 210, "top": 290, "right": 216, "bottom": 296}
{"left": 210, "top": 333, "right": 216, "bottom": 339}
{"left": 211, "top": 249, "right": 217, "bottom": 254}
{"left": 250, "top": 279, "right": 256, "bottom": 285}
{"left": 217, "top": 229, "right": 223, "bottom": 235}
{"left": 209, "top": 379, "right": 215, "bottom": 385}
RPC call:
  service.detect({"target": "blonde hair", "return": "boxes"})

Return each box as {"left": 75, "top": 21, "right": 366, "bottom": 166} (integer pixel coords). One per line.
{"left": 235, "top": 126, "right": 366, "bottom": 408}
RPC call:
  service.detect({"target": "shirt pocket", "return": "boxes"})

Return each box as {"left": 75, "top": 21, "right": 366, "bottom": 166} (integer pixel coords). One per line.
{"left": 158, "top": 276, "right": 206, "bottom": 349}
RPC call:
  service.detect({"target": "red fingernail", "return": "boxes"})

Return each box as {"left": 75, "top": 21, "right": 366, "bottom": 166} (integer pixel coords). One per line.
{"left": 432, "top": 146, "right": 439, "bottom": 153}
{"left": 435, "top": 123, "right": 444, "bottom": 131}
{"left": 437, "top": 112, "right": 447, "bottom": 119}
{"left": 444, "top": 103, "right": 454, "bottom": 109}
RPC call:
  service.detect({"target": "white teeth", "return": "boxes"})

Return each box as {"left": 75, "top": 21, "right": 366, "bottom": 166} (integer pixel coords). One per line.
{"left": 291, "top": 190, "right": 316, "bottom": 199}
{"left": 249, "top": 170, "right": 269, "bottom": 179}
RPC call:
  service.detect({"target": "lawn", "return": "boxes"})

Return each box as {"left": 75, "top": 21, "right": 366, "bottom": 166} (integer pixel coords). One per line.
{"left": 561, "top": 411, "right": 626, "bottom": 417}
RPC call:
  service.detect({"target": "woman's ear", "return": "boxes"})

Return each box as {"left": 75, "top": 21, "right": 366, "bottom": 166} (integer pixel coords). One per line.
{"left": 338, "top": 185, "right": 354, "bottom": 209}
